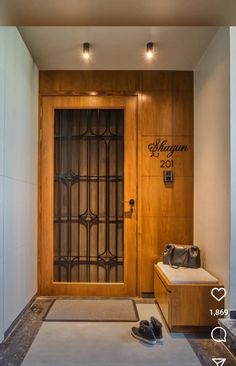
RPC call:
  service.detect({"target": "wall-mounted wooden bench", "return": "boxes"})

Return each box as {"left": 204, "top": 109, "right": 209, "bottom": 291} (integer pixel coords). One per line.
{"left": 154, "top": 262, "right": 225, "bottom": 333}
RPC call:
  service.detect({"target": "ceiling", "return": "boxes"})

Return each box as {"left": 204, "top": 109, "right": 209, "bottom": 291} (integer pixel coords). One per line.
{"left": 1, "top": 0, "right": 236, "bottom": 26}
{"left": 19, "top": 27, "right": 218, "bottom": 70}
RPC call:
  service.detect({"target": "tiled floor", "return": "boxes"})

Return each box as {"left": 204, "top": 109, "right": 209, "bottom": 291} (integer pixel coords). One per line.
{"left": 0, "top": 297, "right": 236, "bottom": 366}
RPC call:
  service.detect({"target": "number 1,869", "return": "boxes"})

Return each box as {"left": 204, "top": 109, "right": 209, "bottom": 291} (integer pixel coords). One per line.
{"left": 209, "top": 309, "right": 229, "bottom": 316}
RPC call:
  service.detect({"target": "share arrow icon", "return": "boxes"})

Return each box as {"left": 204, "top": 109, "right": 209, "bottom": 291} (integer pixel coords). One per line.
{"left": 212, "top": 358, "right": 226, "bottom": 366}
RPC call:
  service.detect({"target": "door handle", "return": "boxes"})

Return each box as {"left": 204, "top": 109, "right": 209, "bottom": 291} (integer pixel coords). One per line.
{"left": 122, "top": 199, "right": 135, "bottom": 214}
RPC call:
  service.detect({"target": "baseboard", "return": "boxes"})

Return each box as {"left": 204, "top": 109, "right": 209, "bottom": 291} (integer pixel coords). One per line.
{"left": 3, "top": 293, "right": 38, "bottom": 341}
{"left": 141, "top": 292, "right": 154, "bottom": 298}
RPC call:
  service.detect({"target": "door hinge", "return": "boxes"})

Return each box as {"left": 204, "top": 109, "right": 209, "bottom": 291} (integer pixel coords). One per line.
{"left": 39, "top": 103, "right": 43, "bottom": 119}
{"left": 39, "top": 103, "right": 43, "bottom": 145}
{"left": 39, "top": 128, "right": 43, "bottom": 144}
{"left": 38, "top": 199, "right": 42, "bottom": 214}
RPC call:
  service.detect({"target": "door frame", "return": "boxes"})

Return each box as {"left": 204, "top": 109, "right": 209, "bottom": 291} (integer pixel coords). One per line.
{"left": 38, "top": 95, "right": 138, "bottom": 296}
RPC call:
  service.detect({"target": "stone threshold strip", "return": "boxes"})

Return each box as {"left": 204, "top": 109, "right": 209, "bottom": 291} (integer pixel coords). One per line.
{"left": 148, "top": 138, "right": 188, "bottom": 158}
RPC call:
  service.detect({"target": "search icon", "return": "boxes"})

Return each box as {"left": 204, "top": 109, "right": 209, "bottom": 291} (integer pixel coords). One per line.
{"left": 211, "top": 327, "right": 227, "bottom": 343}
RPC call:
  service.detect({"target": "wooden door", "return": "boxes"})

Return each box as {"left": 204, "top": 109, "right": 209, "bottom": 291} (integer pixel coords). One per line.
{"left": 39, "top": 96, "right": 137, "bottom": 296}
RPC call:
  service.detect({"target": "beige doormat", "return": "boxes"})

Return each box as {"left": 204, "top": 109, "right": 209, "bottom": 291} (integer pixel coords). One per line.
{"left": 43, "top": 299, "right": 139, "bottom": 322}
{"left": 24, "top": 304, "right": 201, "bottom": 366}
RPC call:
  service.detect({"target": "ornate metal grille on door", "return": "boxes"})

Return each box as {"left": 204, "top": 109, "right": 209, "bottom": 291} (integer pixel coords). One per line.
{"left": 54, "top": 109, "right": 124, "bottom": 283}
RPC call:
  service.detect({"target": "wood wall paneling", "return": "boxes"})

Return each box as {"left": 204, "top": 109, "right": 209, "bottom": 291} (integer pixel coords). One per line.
{"left": 141, "top": 71, "right": 193, "bottom": 92}
{"left": 142, "top": 177, "right": 193, "bottom": 217}
{"left": 140, "top": 70, "right": 193, "bottom": 293}
{"left": 141, "top": 91, "right": 172, "bottom": 136}
{"left": 39, "top": 71, "right": 194, "bottom": 295}
{"left": 141, "top": 71, "right": 173, "bottom": 91}
{"left": 172, "top": 89, "right": 194, "bottom": 136}
{"left": 39, "top": 71, "right": 141, "bottom": 94}
{"left": 141, "top": 217, "right": 193, "bottom": 290}
{"left": 142, "top": 135, "right": 193, "bottom": 177}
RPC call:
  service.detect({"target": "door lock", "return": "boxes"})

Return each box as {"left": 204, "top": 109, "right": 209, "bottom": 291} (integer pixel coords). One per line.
{"left": 129, "top": 199, "right": 135, "bottom": 212}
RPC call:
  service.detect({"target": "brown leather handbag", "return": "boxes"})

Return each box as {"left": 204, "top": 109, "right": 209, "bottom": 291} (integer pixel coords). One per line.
{"left": 163, "top": 244, "right": 201, "bottom": 269}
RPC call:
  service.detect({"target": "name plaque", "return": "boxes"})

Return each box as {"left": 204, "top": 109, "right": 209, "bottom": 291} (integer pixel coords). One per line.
{"left": 148, "top": 139, "right": 188, "bottom": 158}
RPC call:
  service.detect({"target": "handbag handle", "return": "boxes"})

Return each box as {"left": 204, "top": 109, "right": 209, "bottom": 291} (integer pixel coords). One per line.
{"left": 189, "top": 246, "right": 199, "bottom": 257}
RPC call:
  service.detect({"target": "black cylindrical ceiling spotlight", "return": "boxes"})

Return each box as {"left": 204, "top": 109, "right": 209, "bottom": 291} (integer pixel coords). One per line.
{"left": 146, "top": 42, "right": 154, "bottom": 60}
{"left": 83, "top": 42, "right": 90, "bottom": 60}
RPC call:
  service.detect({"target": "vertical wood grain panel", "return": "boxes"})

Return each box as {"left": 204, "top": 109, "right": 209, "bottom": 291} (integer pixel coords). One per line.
{"left": 142, "top": 177, "right": 193, "bottom": 217}
{"left": 140, "top": 71, "right": 193, "bottom": 293}
{"left": 141, "top": 217, "right": 193, "bottom": 290}
{"left": 142, "top": 135, "right": 193, "bottom": 177}
{"left": 172, "top": 89, "right": 194, "bottom": 136}
{"left": 141, "top": 91, "right": 172, "bottom": 136}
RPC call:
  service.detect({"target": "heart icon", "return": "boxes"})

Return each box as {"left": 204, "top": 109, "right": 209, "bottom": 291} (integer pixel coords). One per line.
{"left": 211, "top": 288, "right": 227, "bottom": 302}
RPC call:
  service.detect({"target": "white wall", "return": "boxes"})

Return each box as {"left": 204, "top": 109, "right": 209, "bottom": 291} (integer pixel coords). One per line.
{"left": 0, "top": 27, "right": 5, "bottom": 343}
{"left": 0, "top": 27, "right": 38, "bottom": 342}
{"left": 230, "top": 27, "right": 236, "bottom": 311}
{"left": 194, "top": 27, "right": 231, "bottom": 306}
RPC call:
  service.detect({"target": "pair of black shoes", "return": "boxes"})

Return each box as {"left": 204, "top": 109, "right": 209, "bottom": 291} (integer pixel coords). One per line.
{"left": 131, "top": 317, "right": 163, "bottom": 345}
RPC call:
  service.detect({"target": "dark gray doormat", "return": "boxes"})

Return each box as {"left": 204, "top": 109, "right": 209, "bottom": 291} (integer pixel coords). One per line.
{"left": 43, "top": 299, "right": 139, "bottom": 322}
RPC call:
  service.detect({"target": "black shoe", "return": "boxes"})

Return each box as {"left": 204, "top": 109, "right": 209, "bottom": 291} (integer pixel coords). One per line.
{"left": 150, "top": 316, "right": 163, "bottom": 341}
{"left": 131, "top": 322, "right": 157, "bottom": 345}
